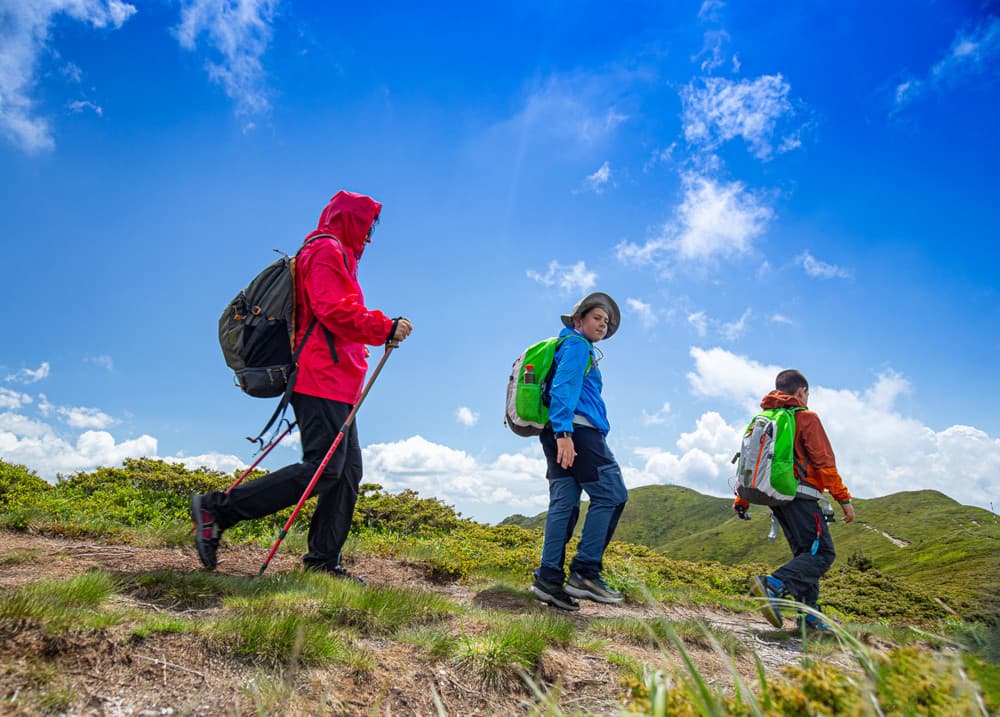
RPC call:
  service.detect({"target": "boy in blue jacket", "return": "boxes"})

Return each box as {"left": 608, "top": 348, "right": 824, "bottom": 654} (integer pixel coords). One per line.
{"left": 530, "top": 292, "right": 629, "bottom": 611}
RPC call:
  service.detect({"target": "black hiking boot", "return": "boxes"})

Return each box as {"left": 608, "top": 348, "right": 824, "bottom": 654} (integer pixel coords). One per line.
{"left": 565, "top": 571, "right": 625, "bottom": 604}
{"left": 530, "top": 576, "right": 580, "bottom": 611}
{"left": 190, "top": 494, "right": 220, "bottom": 570}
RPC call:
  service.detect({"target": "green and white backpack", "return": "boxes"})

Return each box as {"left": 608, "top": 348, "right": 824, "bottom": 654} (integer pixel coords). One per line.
{"left": 504, "top": 335, "right": 591, "bottom": 437}
{"left": 733, "top": 407, "right": 804, "bottom": 505}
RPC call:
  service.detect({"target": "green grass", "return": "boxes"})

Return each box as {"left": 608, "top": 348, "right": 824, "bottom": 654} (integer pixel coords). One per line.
{"left": 0, "top": 570, "right": 122, "bottom": 631}
{"left": 319, "top": 581, "right": 458, "bottom": 635}
{"left": 210, "top": 600, "right": 349, "bottom": 666}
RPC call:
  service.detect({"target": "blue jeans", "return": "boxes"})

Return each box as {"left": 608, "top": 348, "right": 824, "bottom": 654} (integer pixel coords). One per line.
{"left": 535, "top": 426, "right": 628, "bottom": 584}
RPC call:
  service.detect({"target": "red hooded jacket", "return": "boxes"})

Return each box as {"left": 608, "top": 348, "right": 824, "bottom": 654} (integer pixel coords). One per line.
{"left": 735, "top": 390, "right": 852, "bottom": 509}
{"left": 293, "top": 191, "right": 394, "bottom": 404}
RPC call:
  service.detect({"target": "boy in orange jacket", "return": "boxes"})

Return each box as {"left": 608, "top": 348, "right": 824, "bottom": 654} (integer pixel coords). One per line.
{"left": 736, "top": 369, "right": 855, "bottom": 630}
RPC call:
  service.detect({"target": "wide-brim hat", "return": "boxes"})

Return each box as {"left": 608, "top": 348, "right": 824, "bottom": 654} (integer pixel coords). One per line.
{"left": 561, "top": 292, "right": 621, "bottom": 339}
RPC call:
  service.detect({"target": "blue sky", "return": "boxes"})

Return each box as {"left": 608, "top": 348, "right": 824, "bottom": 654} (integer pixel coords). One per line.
{"left": 2, "top": 0, "right": 998, "bottom": 524}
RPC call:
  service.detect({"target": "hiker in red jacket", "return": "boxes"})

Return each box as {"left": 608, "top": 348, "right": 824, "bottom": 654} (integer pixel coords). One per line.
{"left": 736, "top": 369, "right": 855, "bottom": 630}
{"left": 191, "top": 191, "right": 413, "bottom": 579}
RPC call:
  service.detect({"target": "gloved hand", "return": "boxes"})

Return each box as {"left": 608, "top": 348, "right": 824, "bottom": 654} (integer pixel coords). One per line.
{"left": 735, "top": 504, "right": 751, "bottom": 520}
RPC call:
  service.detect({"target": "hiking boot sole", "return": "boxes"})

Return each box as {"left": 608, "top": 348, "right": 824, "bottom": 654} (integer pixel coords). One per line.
{"left": 530, "top": 584, "right": 580, "bottom": 611}
{"left": 749, "top": 576, "right": 783, "bottom": 628}
{"left": 190, "top": 494, "right": 218, "bottom": 571}
{"left": 565, "top": 583, "right": 624, "bottom": 604}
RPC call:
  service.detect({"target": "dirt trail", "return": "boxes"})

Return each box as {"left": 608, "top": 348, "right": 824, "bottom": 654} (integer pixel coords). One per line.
{"left": 0, "top": 530, "right": 831, "bottom": 716}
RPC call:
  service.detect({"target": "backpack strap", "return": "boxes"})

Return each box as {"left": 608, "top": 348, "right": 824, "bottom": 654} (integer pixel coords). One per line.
{"left": 247, "top": 234, "right": 351, "bottom": 447}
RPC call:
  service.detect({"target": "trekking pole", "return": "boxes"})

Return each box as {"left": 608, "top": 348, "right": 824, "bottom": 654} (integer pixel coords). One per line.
{"left": 224, "top": 421, "right": 297, "bottom": 494}
{"left": 257, "top": 341, "right": 399, "bottom": 576}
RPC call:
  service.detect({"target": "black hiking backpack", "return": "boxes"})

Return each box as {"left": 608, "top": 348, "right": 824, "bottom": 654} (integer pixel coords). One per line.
{"left": 218, "top": 234, "right": 344, "bottom": 442}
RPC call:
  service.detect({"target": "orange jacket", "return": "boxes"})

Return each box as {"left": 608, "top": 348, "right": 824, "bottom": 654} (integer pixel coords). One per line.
{"left": 734, "top": 390, "right": 852, "bottom": 509}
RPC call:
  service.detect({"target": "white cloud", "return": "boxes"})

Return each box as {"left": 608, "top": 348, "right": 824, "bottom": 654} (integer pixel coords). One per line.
{"left": 176, "top": 0, "right": 278, "bottom": 125}
{"left": 363, "top": 436, "right": 550, "bottom": 519}
{"left": 626, "top": 298, "right": 656, "bottom": 329}
{"left": 527, "top": 260, "right": 597, "bottom": 294}
{"left": 894, "top": 16, "right": 1000, "bottom": 111}
{"left": 641, "top": 401, "right": 672, "bottom": 426}
{"left": 0, "top": 411, "right": 156, "bottom": 479}
{"left": 66, "top": 99, "right": 103, "bottom": 116}
{"left": 616, "top": 173, "right": 773, "bottom": 267}
{"left": 0, "top": 0, "right": 135, "bottom": 152}
{"left": 797, "top": 251, "right": 853, "bottom": 279}
{"left": 455, "top": 406, "right": 479, "bottom": 427}
{"left": 681, "top": 74, "right": 799, "bottom": 159}
{"left": 584, "top": 161, "right": 613, "bottom": 193}
{"left": 643, "top": 143, "right": 676, "bottom": 172}
{"left": 167, "top": 452, "right": 246, "bottom": 474}
{"left": 771, "top": 313, "right": 795, "bottom": 325}
{"left": 698, "top": 0, "right": 726, "bottom": 22}
{"left": 634, "top": 347, "right": 1000, "bottom": 511}
{"left": 5, "top": 362, "right": 51, "bottom": 384}
{"left": 57, "top": 406, "right": 118, "bottom": 430}
{"left": 0, "top": 388, "right": 33, "bottom": 410}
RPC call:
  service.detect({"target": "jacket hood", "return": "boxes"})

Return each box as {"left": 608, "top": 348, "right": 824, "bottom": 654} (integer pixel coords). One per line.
{"left": 760, "top": 390, "right": 806, "bottom": 410}
{"left": 309, "top": 190, "right": 382, "bottom": 258}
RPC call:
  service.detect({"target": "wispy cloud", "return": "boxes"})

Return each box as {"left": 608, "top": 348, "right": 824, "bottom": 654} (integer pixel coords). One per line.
{"left": 0, "top": 0, "right": 136, "bottom": 152}
{"left": 771, "top": 313, "right": 795, "bottom": 325}
{"left": 512, "top": 73, "right": 630, "bottom": 147}
{"left": 0, "top": 388, "right": 33, "bottom": 411}
{"left": 688, "top": 311, "right": 708, "bottom": 337}
{"left": 583, "top": 161, "right": 613, "bottom": 194}
{"left": 693, "top": 30, "right": 732, "bottom": 73}
{"left": 641, "top": 401, "right": 672, "bottom": 425}
{"left": 527, "top": 261, "right": 597, "bottom": 294}
{"left": 84, "top": 354, "right": 114, "bottom": 371}
{"left": 720, "top": 308, "right": 751, "bottom": 341}
{"left": 681, "top": 74, "right": 799, "bottom": 160}
{"left": 894, "top": 15, "right": 1000, "bottom": 112}
{"left": 176, "top": 0, "right": 279, "bottom": 127}
{"left": 797, "top": 251, "right": 853, "bottom": 279}
{"left": 66, "top": 99, "right": 103, "bottom": 117}
{"left": 626, "top": 298, "right": 656, "bottom": 329}
{"left": 455, "top": 406, "right": 479, "bottom": 427}
{"left": 5, "top": 362, "right": 51, "bottom": 384}
{"left": 617, "top": 173, "right": 773, "bottom": 267}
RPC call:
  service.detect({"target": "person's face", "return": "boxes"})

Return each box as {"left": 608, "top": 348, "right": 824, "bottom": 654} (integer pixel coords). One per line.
{"left": 574, "top": 307, "right": 609, "bottom": 342}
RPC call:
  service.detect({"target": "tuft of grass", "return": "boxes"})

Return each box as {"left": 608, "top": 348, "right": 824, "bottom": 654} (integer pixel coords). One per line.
{"left": 319, "top": 582, "right": 458, "bottom": 635}
{"left": 130, "top": 615, "right": 196, "bottom": 639}
{"left": 399, "top": 625, "right": 461, "bottom": 660}
{"left": 452, "top": 621, "right": 547, "bottom": 689}
{"left": 211, "top": 603, "right": 348, "bottom": 667}
{"left": 0, "top": 570, "right": 121, "bottom": 632}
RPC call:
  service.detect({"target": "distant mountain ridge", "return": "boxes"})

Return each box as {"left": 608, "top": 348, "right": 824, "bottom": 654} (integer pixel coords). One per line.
{"left": 503, "top": 485, "right": 1000, "bottom": 620}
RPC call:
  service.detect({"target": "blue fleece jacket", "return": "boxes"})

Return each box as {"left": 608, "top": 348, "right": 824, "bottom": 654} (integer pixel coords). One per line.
{"left": 547, "top": 327, "right": 610, "bottom": 435}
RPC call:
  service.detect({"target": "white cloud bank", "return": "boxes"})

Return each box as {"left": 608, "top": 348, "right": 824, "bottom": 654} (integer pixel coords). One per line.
{"left": 0, "top": 0, "right": 135, "bottom": 152}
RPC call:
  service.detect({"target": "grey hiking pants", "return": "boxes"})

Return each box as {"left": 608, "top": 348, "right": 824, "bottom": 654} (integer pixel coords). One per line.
{"left": 771, "top": 497, "right": 835, "bottom": 608}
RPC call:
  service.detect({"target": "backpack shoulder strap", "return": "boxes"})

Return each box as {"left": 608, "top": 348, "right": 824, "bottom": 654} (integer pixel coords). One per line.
{"left": 555, "top": 333, "right": 594, "bottom": 375}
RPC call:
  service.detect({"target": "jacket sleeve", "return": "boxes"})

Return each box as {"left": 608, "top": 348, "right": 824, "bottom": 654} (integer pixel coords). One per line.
{"left": 305, "top": 244, "right": 393, "bottom": 346}
{"left": 798, "top": 412, "right": 852, "bottom": 503}
{"left": 547, "top": 337, "right": 589, "bottom": 434}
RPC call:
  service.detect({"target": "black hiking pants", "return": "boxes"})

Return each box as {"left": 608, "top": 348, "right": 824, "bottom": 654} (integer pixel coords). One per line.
{"left": 204, "top": 393, "right": 362, "bottom": 570}
{"left": 771, "top": 497, "right": 835, "bottom": 609}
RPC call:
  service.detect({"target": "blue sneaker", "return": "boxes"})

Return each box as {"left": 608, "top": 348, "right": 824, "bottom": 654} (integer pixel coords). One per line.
{"left": 799, "top": 612, "right": 831, "bottom": 632}
{"left": 749, "top": 575, "right": 785, "bottom": 628}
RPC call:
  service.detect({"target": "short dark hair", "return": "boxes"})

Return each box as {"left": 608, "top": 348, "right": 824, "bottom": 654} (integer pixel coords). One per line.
{"left": 775, "top": 369, "right": 808, "bottom": 394}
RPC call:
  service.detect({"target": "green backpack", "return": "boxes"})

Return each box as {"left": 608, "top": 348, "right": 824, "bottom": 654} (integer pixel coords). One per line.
{"left": 504, "top": 335, "right": 592, "bottom": 437}
{"left": 733, "top": 407, "right": 804, "bottom": 505}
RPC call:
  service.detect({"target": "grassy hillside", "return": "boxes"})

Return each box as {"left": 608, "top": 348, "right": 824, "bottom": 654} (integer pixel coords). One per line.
{"left": 505, "top": 485, "right": 1000, "bottom": 621}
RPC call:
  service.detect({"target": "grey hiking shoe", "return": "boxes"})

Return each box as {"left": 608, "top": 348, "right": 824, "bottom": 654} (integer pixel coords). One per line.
{"left": 565, "top": 571, "right": 624, "bottom": 604}
{"left": 190, "top": 494, "right": 220, "bottom": 570}
{"left": 530, "top": 577, "right": 580, "bottom": 611}
{"left": 749, "top": 575, "right": 785, "bottom": 628}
